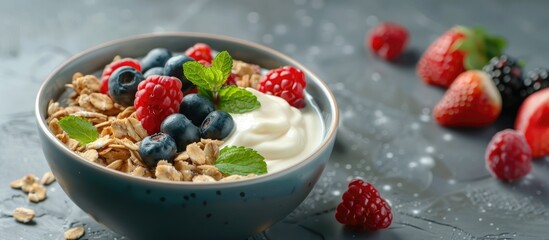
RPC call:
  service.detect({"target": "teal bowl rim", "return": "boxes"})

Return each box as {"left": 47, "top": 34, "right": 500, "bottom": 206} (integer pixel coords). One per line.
{"left": 35, "top": 32, "right": 339, "bottom": 188}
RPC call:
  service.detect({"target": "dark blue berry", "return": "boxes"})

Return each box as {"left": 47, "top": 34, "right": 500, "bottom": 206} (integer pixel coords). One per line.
{"left": 108, "top": 66, "right": 144, "bottom": 106}
{"left": 141, "top": 48, "right": 172, "bottom": 73}
{"left": 143, "top": 67, "right": 164, "bottom": 78}
{"left": 160, "top": 113, "right": 201, "bottom": 151}
{"left": 179, "top": 94, "right": 215, "bottom": 126}
{"left": 200, "top": 110, "right": 234, "bottom": 140}
{"left": 138, "top": 132, "right": 177, "bottom": 167}
{"left": 163, "top": 55, "right": 195, "bottom": 92}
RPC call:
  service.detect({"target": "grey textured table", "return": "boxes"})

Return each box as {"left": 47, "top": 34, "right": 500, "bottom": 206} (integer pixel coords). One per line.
{"left": 1, "top": 0, "right": 549, "bottom": 239}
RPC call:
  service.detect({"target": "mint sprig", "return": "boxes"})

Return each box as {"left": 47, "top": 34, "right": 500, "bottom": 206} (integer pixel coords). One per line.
{"left": 183, "top": 51, "right": 260, "bottom": 113}
{"left": 214, "top": 146, "right": 267, "bottom": 176}
{"left": 57, "top": 115, "right": 99, "bottom": 145}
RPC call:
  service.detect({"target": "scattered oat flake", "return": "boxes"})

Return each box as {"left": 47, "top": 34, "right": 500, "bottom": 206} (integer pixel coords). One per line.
{"left": 41, "top": 172, "right": 56, "bottom": 185}
{"left": 12, "top": 207, "right": 35, "bottom": 223}
{"left": 64, "top": 226, "right": 85, "bottom": 240}
{"left": 10, "top": 179, "right": 23, "bottom": 189}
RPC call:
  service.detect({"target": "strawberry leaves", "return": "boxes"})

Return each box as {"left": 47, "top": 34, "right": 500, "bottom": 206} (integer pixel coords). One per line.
{"left": 452, "top": 26, "right": 507, "bottom": 70}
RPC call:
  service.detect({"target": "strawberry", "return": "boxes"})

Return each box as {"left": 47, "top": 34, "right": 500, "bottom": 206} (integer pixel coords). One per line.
{"left": 417, "top": 26, "right": 506, "bottom": 88}
{"left": 515, "top": 88, "right": 549, "bottom": 158}
{"left": 433, "top": 70, "right": 502, "bottom": 127}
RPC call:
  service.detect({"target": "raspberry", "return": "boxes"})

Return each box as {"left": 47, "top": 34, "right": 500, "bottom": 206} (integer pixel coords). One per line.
{"left": 258, "top": 66, "right": 306, "bottom": 108}
{"left": 134, "top": 76, "right": 184, "bottom": 135}
{"left": 100, "top": 58, "right": 141, "bottom": 94}
{"left": 367, "top": 22, "right": 408, "bottom": 61}
{"left": 335, "top": 179, "right": 392, "bottom": 231}
{"left": 485, "top": 129, "right": 532, "bottom": 181}
{"left": 225, "top": 73, "right": 238, "bottom": 86}
{"left": 185, "top": 43, "right": 213, "bottom": 64}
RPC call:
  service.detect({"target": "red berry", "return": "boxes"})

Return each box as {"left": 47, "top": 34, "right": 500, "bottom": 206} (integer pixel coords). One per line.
{"left": 335, "top": 179, "right": 392, "bottom": 231}
{"left": 185, "top": 43, "right": 212, "bottom": 64}
{"left": 134, "top": 76, "right": 184, "bottom": 135}
{"left": 100, "top": 58, "right": 141, "bottom": 94}
{"left": 258, "top": 66, "right": 306, "bottom": 108}
{"left": 225, "top": 73, "right": 238, "bottom": 86}
{"left": 485, "top": 129, "right": 532, "bottom": 181}
{"left": 368, "top": 22, "right": 408, "bottom": 61}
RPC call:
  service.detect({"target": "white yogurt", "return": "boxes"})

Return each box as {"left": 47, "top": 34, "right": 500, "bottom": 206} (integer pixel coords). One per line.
{"left": 222, "top": 88, "right": 324, "bottom": 173}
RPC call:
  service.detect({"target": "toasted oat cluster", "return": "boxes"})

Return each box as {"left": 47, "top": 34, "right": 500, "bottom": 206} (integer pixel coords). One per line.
{"left": 46, "top": 56, "right": 262, "bottom": 182}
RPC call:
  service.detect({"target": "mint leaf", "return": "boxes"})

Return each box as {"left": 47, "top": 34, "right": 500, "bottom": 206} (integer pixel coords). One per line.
{"left": 218, "top": 86, "right": 261, "bottom": 113}
{"left": 215, "top": 146, "right": 267, "bottom": 176}
{"left": 211, "top": 51, "right": 233, "bottom": 85}
{"left": 198, "top": 87, "right": 213, "bottom": 99}
{"left": 58, "top": 115, "right": 99, "bottom": 145}
{"left": 183, "top": 61, "right": 211, "bottom": 90}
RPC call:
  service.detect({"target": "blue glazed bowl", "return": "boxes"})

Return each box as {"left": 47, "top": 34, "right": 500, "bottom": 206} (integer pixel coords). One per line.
{"left": 35, "top": 33, "right": 338, "bottom": 239}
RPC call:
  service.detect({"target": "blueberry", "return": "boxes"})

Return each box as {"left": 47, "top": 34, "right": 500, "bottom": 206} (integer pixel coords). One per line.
{"left": 179, "top": 94, "right": 215, "bottom": 126}
{"left": 143, "top": 67, "right": 164, "bottom": 78}
{"left": 138, "top": 132, "right": 177, "bottom": 167}
{"left": 108, "top": 66, "right": 144, "bottom": 106}
{"left": 140, "top": 48, "right": 172, "bottom": 73}
{"left": 163, "top": 55, "right": 195, "bottom": 91}
{"left": 200, "top": 110, "right": 235, "bottom": 140}
{"left": 160, "top": 113, "right": 201, "bottom": 151}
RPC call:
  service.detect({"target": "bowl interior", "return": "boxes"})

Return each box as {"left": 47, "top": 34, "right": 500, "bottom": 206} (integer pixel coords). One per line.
{"left": 36, "top": 32, "right": 339, "bottom": 186}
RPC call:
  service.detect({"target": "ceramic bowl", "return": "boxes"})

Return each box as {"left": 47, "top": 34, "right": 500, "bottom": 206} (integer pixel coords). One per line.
{"left": 35, "top": 33, "right": 338, "bottom": 239}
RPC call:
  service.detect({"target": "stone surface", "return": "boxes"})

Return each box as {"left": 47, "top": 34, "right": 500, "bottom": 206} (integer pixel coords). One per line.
{"left": 1, "top": 0, "right": 549, "bottom": 239}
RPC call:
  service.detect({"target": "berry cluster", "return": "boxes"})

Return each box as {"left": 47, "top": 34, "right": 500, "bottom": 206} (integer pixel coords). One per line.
{"left": 98, "top": 44, "right": 308, "bottom": 168}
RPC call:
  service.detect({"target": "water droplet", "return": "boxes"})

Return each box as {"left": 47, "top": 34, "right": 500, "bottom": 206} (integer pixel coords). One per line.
{"left": 332, "top": 190, "right": 341, "bottom": 196}
{"left": 262, "top": 34, "right": 273, "bottom": 44}
{"left": 443, "top": 133, "right": 453, "bottom": 141}
{"left": 386, "top": 152, "right": 394, "bottom": 159}
{"left": 448, "top": 179, "right": 456, "bottom": 185}
{"left": 383, "top": 185, "right": 392, "bottom": 191}
{"left": 408, "top": 162, "right": 418, "bottom": 168}
{"left": 274, "top": 24, "right": 288, "bottom": 35}
{"left": 371, "top": 72, "right": 381, "bottom": 82}
{"left": 425, "top": 146, "right": 435, "bottom": 153}
{"left": 412, "top": 209, "right": 420, "bottom": 214}
{"left": 419, "top": 156, "right": 435, "bottom": 167}
{"left": 366, "top": 15, "right": 378, "bottom": 26}
{"left": 247, "top": 12, "right": 259, "bottom": 24}
{"left": 478, "top": 218, "right": 483, "bottom": 222}
{"left": 343, "top": 45, "right": 355, "bottom": 55}
{"left": 345, "top": 164, "right": 352, "bottom": 170}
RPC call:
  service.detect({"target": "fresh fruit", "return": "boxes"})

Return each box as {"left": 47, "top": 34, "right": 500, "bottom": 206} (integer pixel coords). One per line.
{"left": 367, "top": 22, "right": 408, "bottom": 61}
{"left": 134, "top": 76, "right": 184, "bottom": 134}
{"left": 108, "top": 66, "right": 145, "bottom": 106}
{"left": 225, "top": 73, "right": 238, "bottom": 86}
{"left": 515, "top": 88, "right": 549, "bottom": 158}
{"left": 258, "top": 66, "right": 306, "bottom": 108}
{"left": 100, "top": 58, "right": 141, "bottom": 94}
{"left": 433, "top": 70, "right": 502, "bottom": 127}
{"left": 185, "top": 43, "right": 213, "bottom": 64}
{"left": 335, "top": 179, "right": 392, "bottom": 231}
{"left": 138, "top": 132, "right": 177, "bottom": 167}
{"left": 163, "top": 55, "right": 195, "bottom": 92}
{"left": 482, "top": 55, "right": 524, "bottom": 109}
{"left": 160, "top": 113, "right": 201, "bottom": 152}
{"left": 522, "top": 68, "right": 549, "bottom": 98}
{"left": 417, "top": 26, "right": 506, "bottom": 88}
{"left": 485, "top": 129, "right": 532, "bottom": 181}
{"left": 143, "top": 67, "right": 164, "bottom": 78}
{"left": 179, "top": 94, "right": 215, "bottom": 126}
{"left": 140, "top": 48, "right": 172, "bottom": 73}
{"left": 200, "top": 110, "right": 235, "bottom": 140}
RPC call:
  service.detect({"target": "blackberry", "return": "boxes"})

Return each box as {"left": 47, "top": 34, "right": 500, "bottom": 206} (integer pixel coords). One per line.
{"left": 482, "top": 55, "right": 524, "bottom": 109}
{"left": 521, "top": 68, "right": 549, "bottom": 98}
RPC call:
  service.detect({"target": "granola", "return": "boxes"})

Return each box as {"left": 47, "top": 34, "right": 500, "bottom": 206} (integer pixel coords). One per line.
{"left": 64, "top": 226, "right": 85, "bottom": 240}
{"left": 12, "top": 207, "right": 35, "bottom": 223}
{"left": 43, "top": 50, "right": 300, "bottom": 183}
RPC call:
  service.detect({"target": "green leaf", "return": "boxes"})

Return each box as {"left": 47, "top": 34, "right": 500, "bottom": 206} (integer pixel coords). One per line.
{"left": 215, "top": 146, "right": 267, "bottom": 176}
{"left": 198, "top": 87, "right": 213, "bottom": 100}
{"left": 218, "top": 86, "right": 261, "bottom": 113}
{"left": 58, "top": 115, "right": 99, "bottom": 145}
{"left": 183, "top": 61, "right": 212, "bottom": 91}
{"left": 211, "top": 51, "right": 233, "bottom": 85}
{"left": 464, "top": 53, "right": 486, "bottom": 70}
